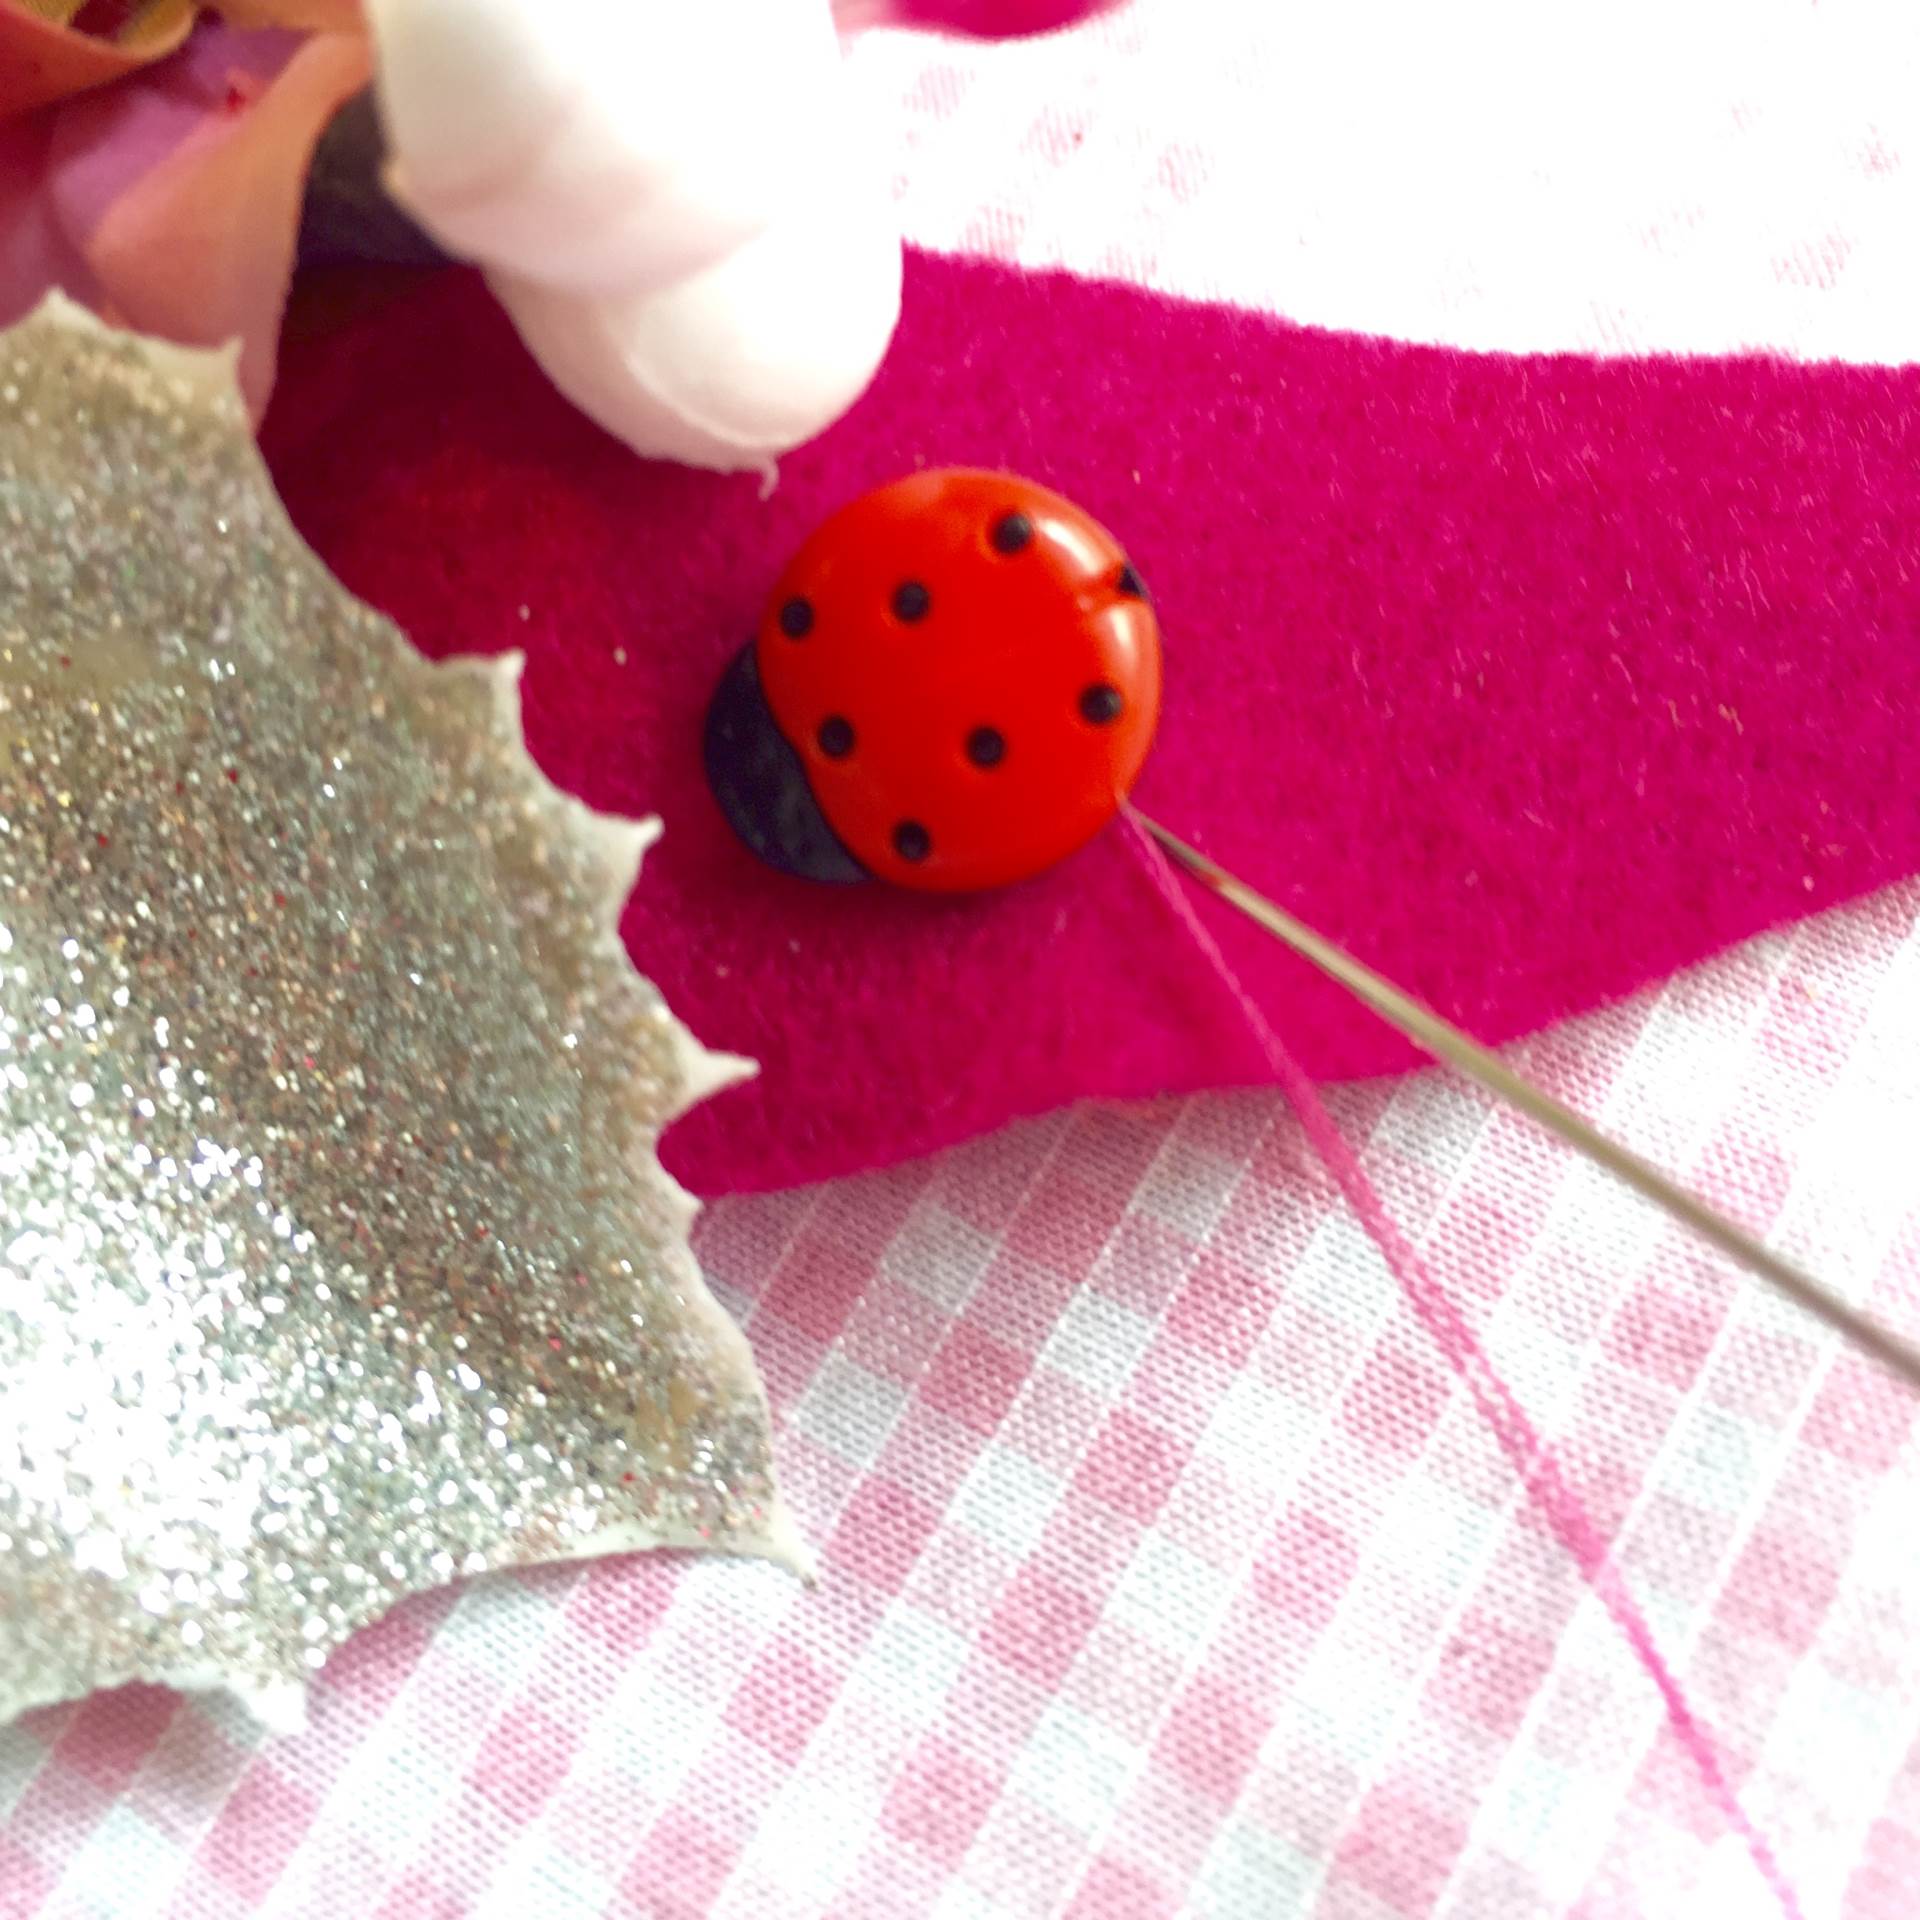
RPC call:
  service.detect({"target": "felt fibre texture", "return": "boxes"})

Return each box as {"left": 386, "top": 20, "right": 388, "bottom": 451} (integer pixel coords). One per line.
{"left": 262, "top": 251, "right": 1920, "bottom": 1195}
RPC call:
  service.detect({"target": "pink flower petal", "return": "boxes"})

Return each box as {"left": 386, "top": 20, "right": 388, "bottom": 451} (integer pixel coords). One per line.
{"left": 48, "top": 27, "right": 307, "bottom": 240}
{"left": 61, "top": 27, "right": 370, "bottom": 415}
{"left": 0, "top": 0, "right": 196, "bottom": 118}
{"left": 0, "top": 115, "right": 101, "bottom": 324}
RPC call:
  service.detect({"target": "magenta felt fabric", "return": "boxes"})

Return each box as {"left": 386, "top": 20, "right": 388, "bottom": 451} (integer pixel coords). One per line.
{"left": 261, "top": 253, "right": 1920, "bottom": 1195}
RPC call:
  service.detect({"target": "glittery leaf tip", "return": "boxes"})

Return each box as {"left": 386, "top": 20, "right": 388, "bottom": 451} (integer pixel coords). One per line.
{"left": 0, "top": 297, "right": 802, "bottom": 1734}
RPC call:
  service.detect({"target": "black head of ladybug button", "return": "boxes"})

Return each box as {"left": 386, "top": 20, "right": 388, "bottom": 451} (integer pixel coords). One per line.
{"left": 703, "top": 468, "right": 1163, "bottom": 893}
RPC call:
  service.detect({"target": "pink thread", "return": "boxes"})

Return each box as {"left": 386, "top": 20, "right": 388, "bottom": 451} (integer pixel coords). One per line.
{"left": 1120, "top": 808, "right": 1803, "bottom": 1920}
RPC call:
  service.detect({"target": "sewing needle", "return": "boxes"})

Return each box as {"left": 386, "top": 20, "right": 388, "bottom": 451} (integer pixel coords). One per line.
{"left": 1134, "top": 810, "right": 1920, "bottom": 1394}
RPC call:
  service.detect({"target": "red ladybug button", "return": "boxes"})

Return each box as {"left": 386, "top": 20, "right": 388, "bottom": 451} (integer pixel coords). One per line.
{"left": 705, "top": 469, "right": 1162, "bottom": 892}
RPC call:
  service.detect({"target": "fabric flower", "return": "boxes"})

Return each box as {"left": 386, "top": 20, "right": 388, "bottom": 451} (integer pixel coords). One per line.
{"left": 1, "top": 4, "right": 369, "bottom": 414}
{"left": 0, "top": 0, "right": 1119, "bottom": 460}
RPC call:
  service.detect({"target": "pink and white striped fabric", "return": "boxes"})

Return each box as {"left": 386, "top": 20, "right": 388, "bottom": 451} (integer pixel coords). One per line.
{"left": 8, "top": 4, "right": 1920, "bottom": 1915}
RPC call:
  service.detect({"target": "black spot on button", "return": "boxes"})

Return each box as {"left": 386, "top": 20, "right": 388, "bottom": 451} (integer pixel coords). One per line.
{"left": 779, "top": 596, "right": 814, "bottom": 638}
{"left": 1079, "top": 684, "right": 1124, "bottom": 725}
{"left": 893, "top": 820, "right": 932, "bottom": 863}
{"left": 892, "top": 580, "right": 931, "bottom": 622}
{"left": 991, "top": 512, "right": 1033, "bottom": 555}
{"left": 1116, "top": 564, "right": 1148, "bottom": 600}
{"left": 817, "top": 716, "right": 854, "bottom": 758}
{"left": 966, "top": 726, "right": 1006, "bottom": 768}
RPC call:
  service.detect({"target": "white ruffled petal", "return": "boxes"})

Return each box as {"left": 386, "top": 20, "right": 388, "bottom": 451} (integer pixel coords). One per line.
{"left": 491, "top": 156, "right": 902, "bottom": 471}
{"left": 368, "top": 0, "right": 844, "bottom": 294}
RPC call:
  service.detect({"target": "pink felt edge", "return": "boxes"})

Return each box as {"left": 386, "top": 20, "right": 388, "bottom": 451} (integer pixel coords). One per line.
{"left": 261, "top": 251, "right": 1920, "bottom": 1195}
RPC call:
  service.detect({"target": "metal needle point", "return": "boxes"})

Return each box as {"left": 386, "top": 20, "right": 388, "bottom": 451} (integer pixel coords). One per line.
{"left": 1133, "top": 810, "right": 1920, "bottom": 1394}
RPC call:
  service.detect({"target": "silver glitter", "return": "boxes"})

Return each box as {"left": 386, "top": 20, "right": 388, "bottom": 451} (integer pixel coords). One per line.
{"left": 0, "top": 299, "right": 800, "bottom": 1733}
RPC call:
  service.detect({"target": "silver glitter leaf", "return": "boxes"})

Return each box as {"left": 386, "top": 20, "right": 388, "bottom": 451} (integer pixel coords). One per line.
{"left": 0, "top": 297, "right": 802, "bottom": 1734}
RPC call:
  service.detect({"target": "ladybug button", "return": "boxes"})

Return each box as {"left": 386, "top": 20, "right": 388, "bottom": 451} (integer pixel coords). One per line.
{"left": 704, "top": 468, "right": 1163, "bottom": 892}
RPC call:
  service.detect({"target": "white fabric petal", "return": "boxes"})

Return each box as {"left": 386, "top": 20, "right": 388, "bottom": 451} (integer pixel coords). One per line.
{"left": 368, "top": 0, "right": 844, "bottom": 295}
{"left": 490, "top": 154, "right": 902, "bottom": 471}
